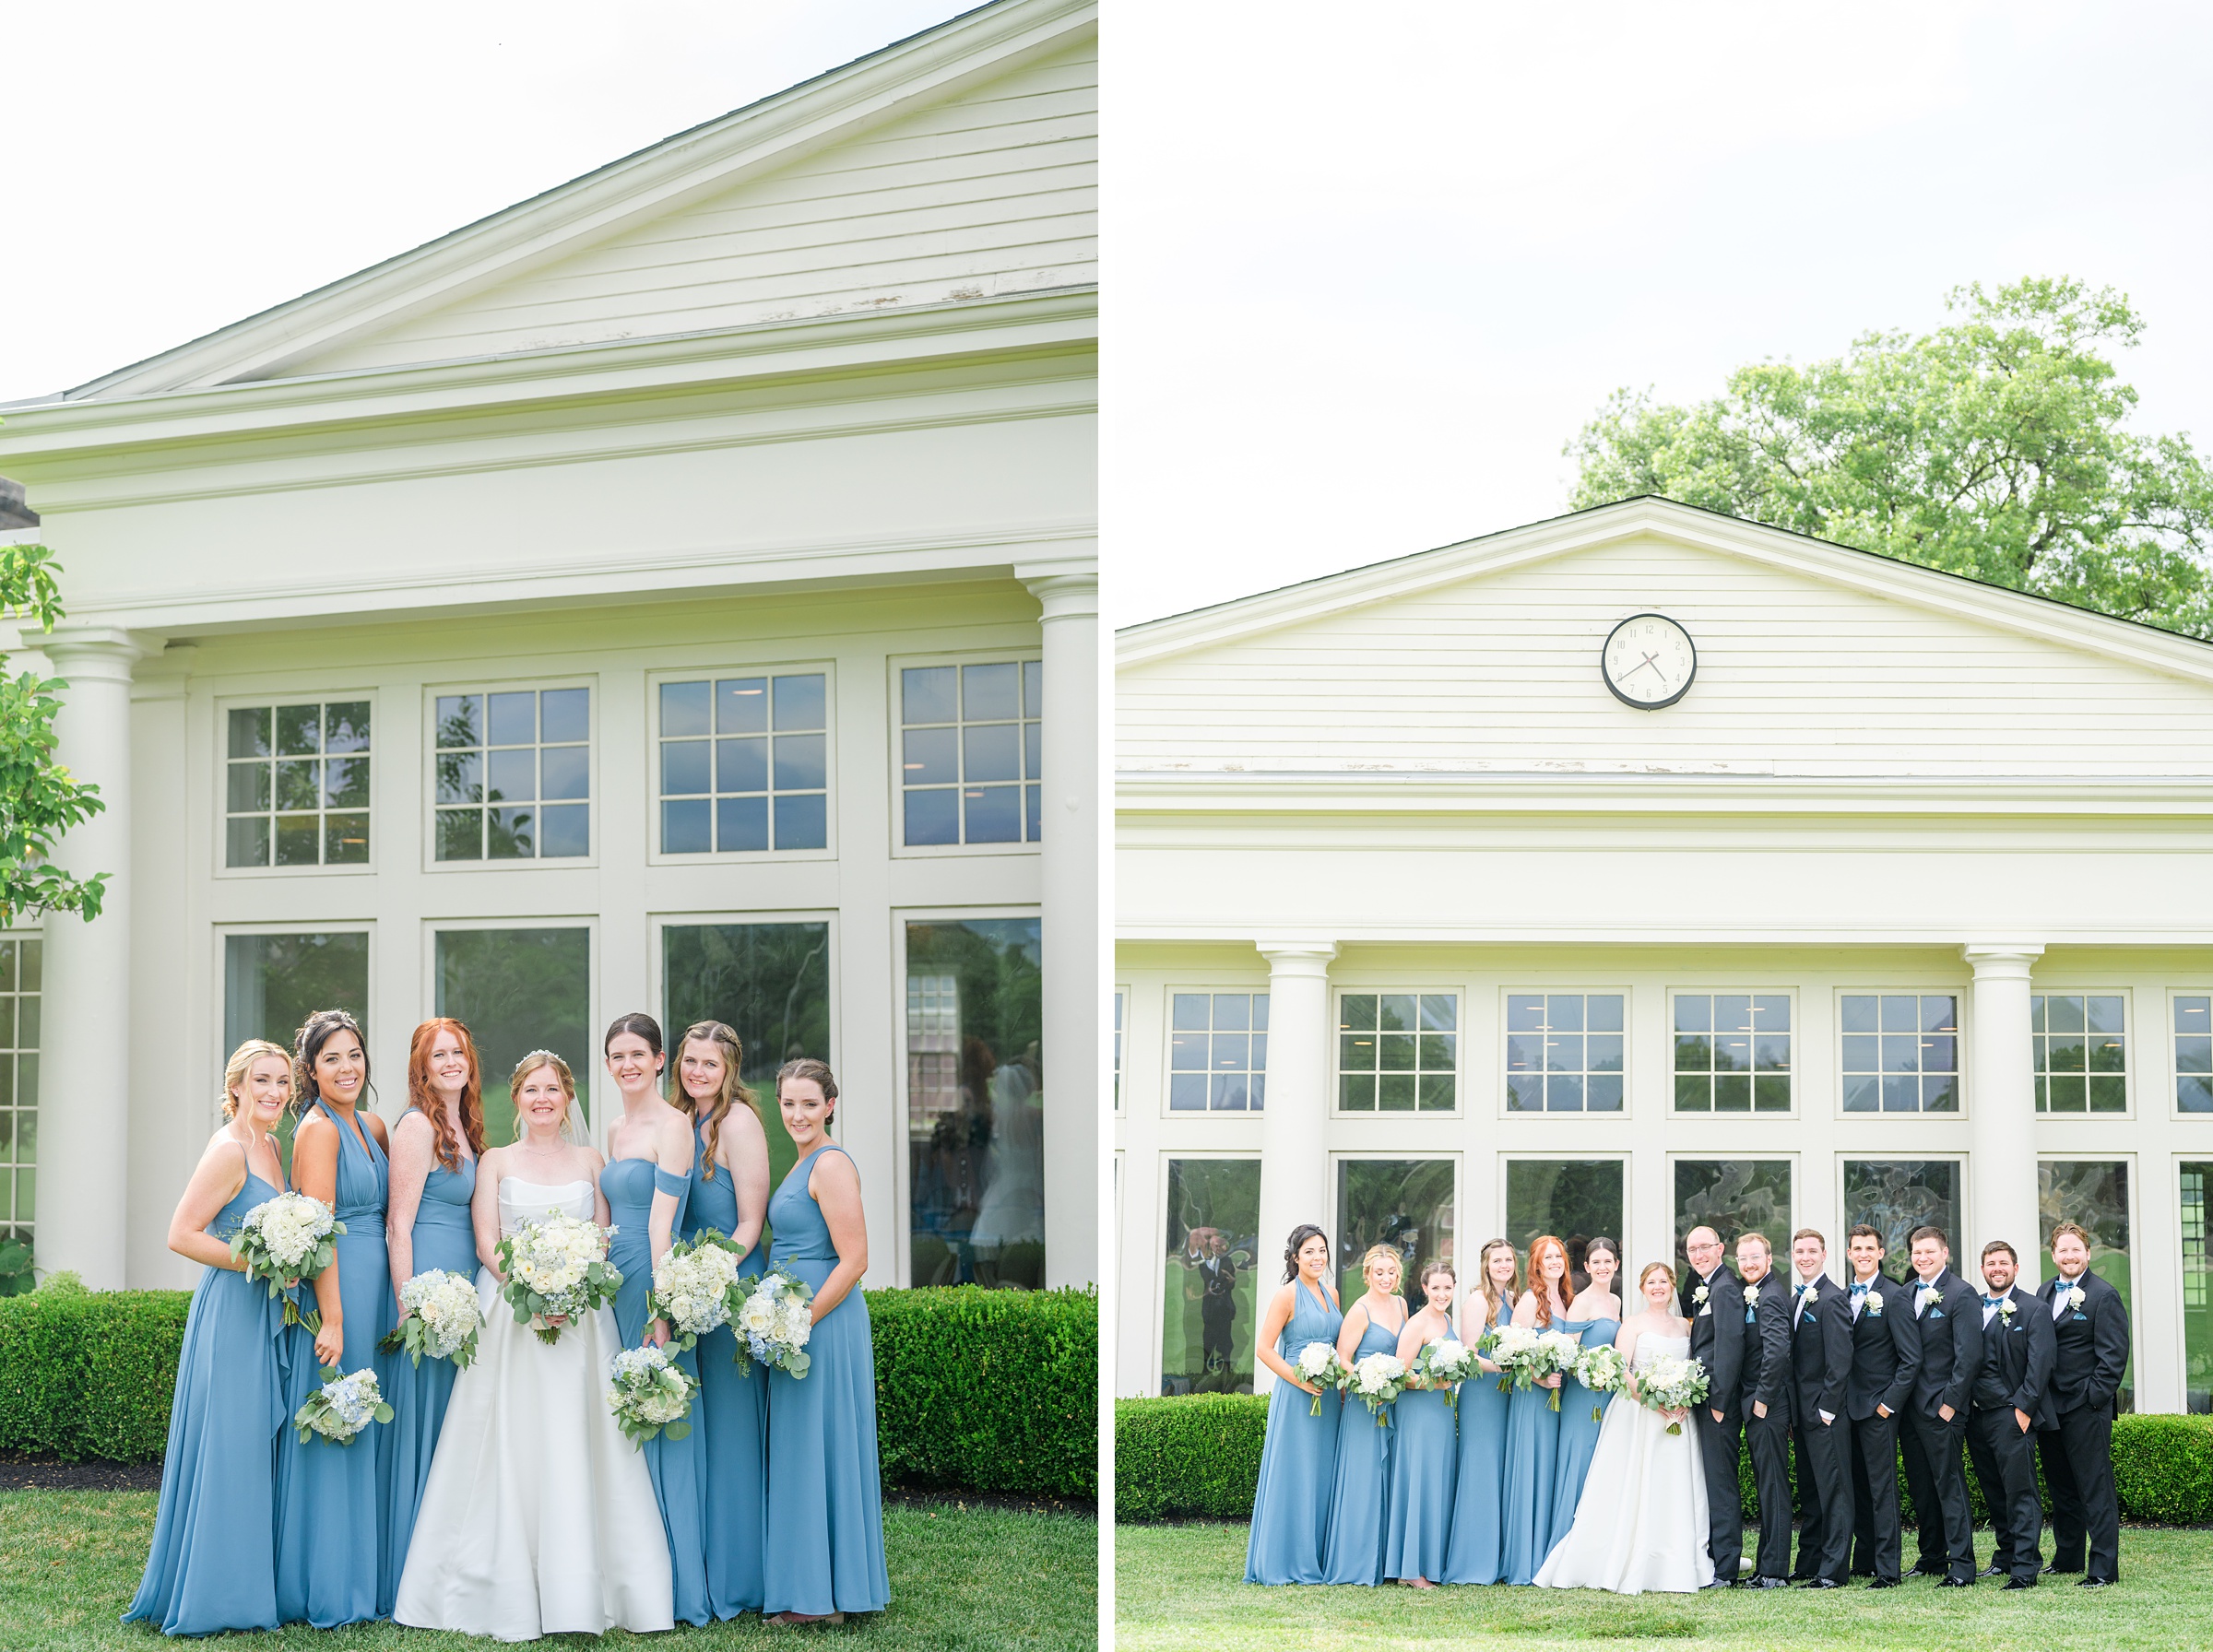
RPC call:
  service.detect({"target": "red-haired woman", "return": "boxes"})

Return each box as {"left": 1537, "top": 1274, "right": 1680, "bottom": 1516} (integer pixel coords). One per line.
{"left": 383, "top": 1020, "right": 487, "bottom": 1599}
{"left": 1499, "top": 1233, "right": 1573, "bottom": 1583}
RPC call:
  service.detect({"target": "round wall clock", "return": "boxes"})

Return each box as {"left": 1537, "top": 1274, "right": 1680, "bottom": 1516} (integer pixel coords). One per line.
{"left": 1601, "top": 612, "right": 1697, "bottom": 709}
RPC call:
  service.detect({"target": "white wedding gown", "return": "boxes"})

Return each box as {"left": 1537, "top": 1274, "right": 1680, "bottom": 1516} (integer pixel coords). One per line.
{"left": 394, "top": 1178, "right": 674, "bottom": 1641}
{"left": 1533, "top": 1332, "right": 1717, "bottom": 1595}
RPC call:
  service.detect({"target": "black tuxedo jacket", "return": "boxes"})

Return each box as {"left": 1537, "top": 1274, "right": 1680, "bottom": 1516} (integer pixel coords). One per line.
{"left": 1843, "top": 1273, "right": 1921, "bottom": 1420}
{"left": 1787, "top": 1274, "right": 1852, "bottom": 1421}
{"left": 1971, "top": 1283, "right": 2054, "bottom": 1414}
{"left": 1738, "top": 1271, "right": 1793, "bottom": 1422}
{"left": 2039, "top": 1268, "right": 2129, "bottom": 1421}
{"left": 1907, "top": 1268, "right": 1983, "bottom": 1419}
{"left": 1682, "top": 1264, "right": 1745, "bottom": 1412}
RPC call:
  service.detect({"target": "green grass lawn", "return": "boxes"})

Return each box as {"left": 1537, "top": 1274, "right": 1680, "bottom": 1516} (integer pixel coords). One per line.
{"left": 1117, "top": 1520, "right": 2211, "bottom": 1652}
{"left": 1, "top": 1491, "right": 1096, "bottom": 1650}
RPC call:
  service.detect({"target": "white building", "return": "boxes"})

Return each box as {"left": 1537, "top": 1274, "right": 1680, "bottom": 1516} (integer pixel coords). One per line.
{"left": 0, "top": 0, "right": 1097, "bottom": 1295}
{"left": 1115, "top": 498, "right": 2213, "bottom": 1412}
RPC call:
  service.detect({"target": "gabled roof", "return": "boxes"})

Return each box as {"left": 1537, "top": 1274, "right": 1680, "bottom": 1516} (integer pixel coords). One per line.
{"left": 1117, "top": 496, "right": 2213, "bottom": 689}
{"left": 53, "top": 0, "right": 1092, "bottom": 402}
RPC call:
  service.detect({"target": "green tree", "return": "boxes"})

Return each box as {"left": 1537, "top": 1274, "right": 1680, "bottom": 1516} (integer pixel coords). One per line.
{"left": 0, "top": 539, "right": 108, "bottom": 925}
{"left": 1568, "top": 277, "right": 2213, "bottom": 638}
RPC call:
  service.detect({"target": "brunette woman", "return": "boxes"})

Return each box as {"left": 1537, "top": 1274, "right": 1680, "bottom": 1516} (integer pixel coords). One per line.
{"left": 1386, "top": 1260, "right": 1462, "bottom": 1588}
{"left": 1441, "top": 1238, "right": 1518, "bottom": 1585}
{"left": 1320, "top": 1245, "right": 1409, "bottom": 1585}
{"left": 1498, "top": 1233, "right": 1572, "bottom": 1584}
{"left": 1243, "top": 1224, "right": 1343, "bottom": 1584}
{"left": 1546, "top": 1237, "right": 1625, "bottom": 1559}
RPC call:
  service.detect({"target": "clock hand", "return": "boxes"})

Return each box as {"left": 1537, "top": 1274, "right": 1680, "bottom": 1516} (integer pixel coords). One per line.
{"left": 1627, "top": 654, "right": 1664, "bottom": 680}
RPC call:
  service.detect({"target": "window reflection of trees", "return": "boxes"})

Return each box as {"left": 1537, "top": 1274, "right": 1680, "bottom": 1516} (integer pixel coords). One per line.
{"left": 1675, "top": 1159, "right": 1793, "bottom": 1268}
{"left": 1162, "top": 1158, "right": 1259, "bottom": 1396}
{"left": 2040, "top": 1160, "right": 2135, "bottom": 1411}
{"left": 1335, "top": 1159, "right": 1455, "bottom": 1308}
{"left": 1508, "top": 1160, "right": 1624, "bottom": 1292}
{"left": 1842, "top": 1160, "right": 1961, "bottom": 1280}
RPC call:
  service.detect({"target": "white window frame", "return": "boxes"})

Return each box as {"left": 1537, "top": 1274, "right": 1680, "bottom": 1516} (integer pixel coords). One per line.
{"left": 1668, "top": 987, "right": 1800, "bottom": 1120}
{"left": 1498, "top": 986, "right": 1632, "bottom": 1119}
{"left": 1161, "top": 984, "right": 1271, "bottom": 1120}
{"left": 422, "top": 675, "right": 599, "bottom": 873}
{"left": 1113, "top": 985, "right": 1128, "bottom": 1115}
{"left": 1332, "top": 987, "right": 1464, "bottom": 1119}
{"left": 1151, "top": 1148, "right": 1266, "bottom": 1398}
{"left": 1497, "top": 1150, "right": 1630, "bottom": 1268}
{"left": 1668, "top": 1150, "right": 1799, "bottom": 1255}
{"left": 420, "top": 915, "right": 598, "bottom": 1137}
{"left": 886, "top": 650, "right": 1043, "bottom": 861}
{"left": 2030, "top": 985, "right": 2135, "bottom": 1120}
{"left": 0, "top": 926, "right": 42, "bottom": 1243}
{"left": 213, "top": 921, "right": 376, "bottom": 1131}
{"left": 1832, "top": 986, "right": 1970, "bottom": 1122}
{"left": 644, "top": 661, "right": 837, "bottom": 867}
{"left": 214, "top": 690, "right": 380, "bottom": 879}
{"left": 2168, "top": 990, "right": 2213, "bottom": 1118}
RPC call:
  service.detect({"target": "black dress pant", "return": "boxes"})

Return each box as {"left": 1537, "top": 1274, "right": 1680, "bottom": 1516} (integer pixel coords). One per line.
{"left": 1699, "top": 1405, "right": 1746, "bottom": 1581}
{"left": 1900, "top": 1408, "right": 1974, "bottom": 1579}
{"left": 1791, "top": 1411, "right": 1852, "bottom": 1582}
{"left": 1967, "top": 1406, "right": 2043, "bottom": 1580}
{"left": 1743, "top": 1401, "right": 1793, "bottom": 1579}
{"left": 1848, "top": 1410, "right": 1903, "bottom": 1580}
{"left": 2040, "top": 1405, "right": 2120, "bottom": 1581}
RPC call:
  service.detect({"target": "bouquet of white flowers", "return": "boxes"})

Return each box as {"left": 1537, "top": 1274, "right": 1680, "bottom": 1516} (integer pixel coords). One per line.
{"left": 1346, "top": 1350, "right": 1408, "bottom": 1426}
{"left": 1293, "top": 1341, "right": 1348, "bottom": 1416}
{"left": 1633, "top": 1353, "right": 1710, "bottom": 1435}
{"left": 726, "top": 1265, "right": 814, "bottom": 1378}
{"left": 379, "top": 1269, "right": 485, "bottom": 1368}
{"left": 292, "top": 1365, "right": 392, "bottom": 1446}
{"left": 1572, "top": 1342, "right": 1627, "bottom": 1423}
{"left": 496, "top": 1209, "right": 622, "bottom": 1346}
{"left": 651, "top": 1232, "right": 743, "bottom": 1351}
{"left": 1483, "top": 1325, "right": 1586, "bottom": 1410}
{"left": 1416, "top": 1339, "right": 1479, "bottom": 1411}
{"left": 231, "top": 1192, "right": 343, "bottom": 1330}
{"left": 606, "top": 1343, "right": 698, "bottom": 1446}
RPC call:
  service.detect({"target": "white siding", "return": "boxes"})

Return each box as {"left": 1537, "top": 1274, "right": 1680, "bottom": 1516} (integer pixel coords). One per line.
{"left": 1118, "top": 535, "right": 2213, "bottom": 778}
{"left": 293, "top": 43, "right": 1095, "bottom": 376}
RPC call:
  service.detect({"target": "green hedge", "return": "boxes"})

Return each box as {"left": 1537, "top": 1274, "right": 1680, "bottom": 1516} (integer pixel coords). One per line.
{"left": 1117, "top": 1394, "right": 2213, "bottom": 1527}
{"left": 0, "top": 1283, "right": 1095, "bottom": 1499}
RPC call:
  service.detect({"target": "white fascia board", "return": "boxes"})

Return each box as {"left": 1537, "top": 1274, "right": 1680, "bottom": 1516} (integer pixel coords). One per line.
{"left": 1116, "top": 917, "right": 2213, "bottom": 947}
{"left": 58, "top": 0, "right": 1095, "bottom": 399}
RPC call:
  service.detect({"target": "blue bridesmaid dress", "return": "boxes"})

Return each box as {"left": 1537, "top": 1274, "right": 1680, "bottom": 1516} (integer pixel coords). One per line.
{"left": 275, "top": 1100, "right": 395, "bottom": 1625}
{"left": 1320, "top": 1300, "right": 1405, "bottom": 1586}
{"left": 1243, "top": 1279, "right": 1343, "bottom": 1584}
{"left": 1497, "top": 1317, "right": 1565, "bottom": 1585}
{"left": 604, "top": 1154, "right": 712, "bottom": 1627}
{"left": 763, "top": 1143, "right": 891, "bottom": 1617}
{"left": 1544, "top": 1313, "right": 1621, "bottom": 1559}
{"left": 685, "top": 1119, "right": 769, "bottom": 1618}
{"left": 1441, "top": 1294, "right": 1510, "bottom": 1586}
{"left": 1384, "top": 1334, "right": 1461, "bottom": 1584}
{"left": 382, "top": 1146, "right": 477, "bottom": 1603}
{"left": 124, "top": 1156, "right": 293, "bottom": 1635}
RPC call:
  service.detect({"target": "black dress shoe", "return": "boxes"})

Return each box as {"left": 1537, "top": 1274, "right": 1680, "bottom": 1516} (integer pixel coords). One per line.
{"left": 1937, "top": 1575, "right": 1974, "bottom": 1587}
{"left": 1977, "top": 1564, "right": 2006, "bottom": 1578}
{"left": 1748, "top": 1575, "right": 1789, "bottom": 1589}
{"left": 1699, "top": 1578, "right": 1734, "bottom": 1590}
{"left": 1798, "top": 1577, "right": 1841, "bottom": 1589}
{"left": 1865, "top": 1576, "right": 1901, "bottom": 1588}
{"left": 2003, "top": 1576, "right": 2035, "bottom": 1590}
{"left": 1914, "top": 1562, "right": 1950, "bottom": 1577}
{"left": 2078, "top": 1576, "right": 2114, "bottom": 1588}
{"left": 2043, "top": 1562, "right": 2082, "bottom": 1575}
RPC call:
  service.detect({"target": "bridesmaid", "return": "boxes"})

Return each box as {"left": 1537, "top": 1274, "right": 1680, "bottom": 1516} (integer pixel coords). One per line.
{"left": 125, "top": 1042, "right": 298, "bottom": 1636}
{"left": 600, "top": 1012, "right": 712, "bottom": 1628}
{"left": 1386, "top": 1261, "right": 1462, "bottom": 1588}
{"left": 382, "top": 1020, "right": 484, "bottom": 1606}
{"left": 275, "top": 1009, "right": 395, "bottom": 1626}
{"left": 673, "top": 1021, "right": 773, "bottom": 1619}
{"left": 1545, "top": 1236, "right": 1624, "bottom": 1560}
{"left": 1498, "top": 1233, "right": 1572, "bottom": 1585}
{"left": 1441, "top": 1238, "right": 1517, "bottom": 1586}
{"left": 1244, "top": 1224, "right": 1343, "bottom": 1584}
{"left": 1320, "top": 1245, "right": 1408, "bottom": 1586}
{"left": 764, "top": 1058, "right": 891, "bottom": 1622}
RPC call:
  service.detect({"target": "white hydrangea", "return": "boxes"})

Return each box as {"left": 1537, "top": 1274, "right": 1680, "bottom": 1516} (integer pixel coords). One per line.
{"left": 396, "top": 1269, "right": 484, "bottom": 1361}
{"left": 607, "top": 1344, "right": 698, "bottom": 1443}
{"left": 242, "top": 1192, "right": 336, "bottom": 1272}
{"left": 1352, "top": 1351, "right": 1404, "bottom": 1396}
{"left": 652, "top": 1241, "right": 740, "bottom": 1343}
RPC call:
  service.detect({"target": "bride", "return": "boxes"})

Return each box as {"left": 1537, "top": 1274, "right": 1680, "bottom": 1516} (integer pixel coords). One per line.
{"left": 1533, "top": 1260, "right": 1716, "bottom": 1595}
{"left": 394, "top": 1052, "right": 673, "bottom": 1639}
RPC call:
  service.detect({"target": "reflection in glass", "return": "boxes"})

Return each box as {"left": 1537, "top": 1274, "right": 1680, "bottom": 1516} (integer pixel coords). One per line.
{"left": 2176, "top": 998, "right": 2212, "bottom": 1113}
{"left": 2039, "top": 1160, "right": 2135, "bottom": 1411}
{"left": 1675, "top": 994, "right": 1791, "bottom": 1112}
{"left": 433, "top": 928, "right": 591, "bottom": 1147}
{"left": 1506, "top": 993, "right": 1625, "bottom": 1112}
{"left": 226, "top": 700, "right": 373, "bottom": 868}
{"left": 2033, "top": 994, "right": 2128, "bottom": 1112}
{"left": 223, "top": 932, "right": 369, "bottom": 1175}
{"left": 1338, "top": 993, "right": 1457, "bottom": 1112}
{"left": 657, "top": 673, "right": 826, "bottom": 854}
{"left": 1675, "top": 1159, "right": 1792, "bottom": 1267}
{"left": 2183, "top": 1163, "right": 2213, "bottom": 1412}
{"left": 1335, "top": 1159, "right": 1455, "bottom": 1309}
{"left": 1506, "top": 1159, "right": 1624, "bottom": 1292}
{"left": 1163, "top": 1158, "right": 1260, "bottom": 1395}
{"left": 1840, "top": 995, "right": 1959, "bottom": 1112}
{"left": 1167, "top": 992, "right": 1268, "bottom": 1112}
{"left": 1842, "top": 1160, "right": 1960, "bottom": 1280}
{"left": 0, "top": 940, "right": 41, "bottom": 1245}
{"left": 899, "top": 658, "right": 1041, "bottom": 846}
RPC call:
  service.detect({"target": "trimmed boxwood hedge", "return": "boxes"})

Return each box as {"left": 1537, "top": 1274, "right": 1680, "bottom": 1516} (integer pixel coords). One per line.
{"left": 0, "top": 1282, "right": 1095, "bottom": 1499}
{"left": 1117, "top": 1393, "right": 2213, "bottom": 1526}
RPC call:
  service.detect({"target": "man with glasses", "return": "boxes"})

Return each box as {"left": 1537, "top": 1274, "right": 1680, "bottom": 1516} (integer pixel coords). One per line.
{"left": 1680, "top": 1225, "right": 1746, "bottom": 1587}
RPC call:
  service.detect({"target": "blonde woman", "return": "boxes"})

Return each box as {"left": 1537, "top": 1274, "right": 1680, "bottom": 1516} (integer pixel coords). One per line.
{"left": 1386, "top": 1261, "right": 1462, "bottom": 1588}
{"left": 1320, "top": 1245, "right": 1409, "bottom": 1585}
{"left": 1442, "top": 1239, "right": 1519, "bottom": 1585}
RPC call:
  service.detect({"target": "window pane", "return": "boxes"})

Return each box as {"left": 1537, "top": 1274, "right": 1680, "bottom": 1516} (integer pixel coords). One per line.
{"left": 1336, "top": 1159, "right": 1455, "bottom": 1312}
{"left": 964, "top": 723, "right": 1021, "bottom": 784}
{"left": 1587, "top": 994, "right": 1623, "bottom": 1033}
{"left": 962, "top": 662, "right": 1020, "bottom": 721}
{"left": 274, "top": 815, "right": 320, "bottom": 867}
{"left": 773, "top": 673, "right": 825, "bottom": 732}
{"left": 1843, "top": 1160, "right": 1959, "bottom": 1280}
{"left": 718, "top": 737, "right": 769, "bottom": 795}
{"left": 660, "top": 679, "right": 711, "bottom": 738}
{"left": 227, "top": 761, "right": 270, "bottom": 814}
{"left": 2041, "top": 1161, "right": 2134, "bottom": 1411}
{"left": 435, "top": 808, "right": 482, "bottom": 861}
{"left": 488, "top": 807, "right": 535, "bottom": 858}
{"left": 275, "top": 760, "right": 319, "bottom": 812}
{"left": 1508, "top": 1072, "right": 1544, "bottom": 1112}
{"left": 1545, "top": 994, "right": 1584, "bottom": 1032}
{"left": 964, "top": 785, "right": 1021, "bottom": 843}
{"left": 662, "top": 740, "right": 712, "bottom": 797}
{"left": 487, "top": 748, "right": 536, "bottom": 803}
{"left": 323, "top": 755, "right": 369, "bottom": 809}
{"left": 774, "top": 732, "right": 826, "bottom": 792}
{"left": 324, "top": 813, "right": 369, "bottom": 865}
{"left": 539, "top": 689, "right": 589, "bottom": 745}
{"left": 1675, "top": 995, "right": 1711, "bottom": 1033}
{"left": 435, "top": 694, "right": 481, "bottom": 749}
{"left": 436, "top": 750, "right": 482, "bottom": 806}
{"left": 1023, "top": 658, "right": 1042, "bottom": 716}
{"left": 436, "top": 927, "right": 591, "bottom": 1148}
{"left": 539, "top": 804, "right": 588, "bottom": 858}
{"left": 226, "top": 816, "right": 270, "bottom": 869}
{"left": 1164, "top": 1159, "right": 1260, "bottom": 1395}
{"left": 662, "top": 798, "right": 712, "bottom": 855}
{"left": 1507, "top": 994, "right": 1545, "bottom": 1032}
{"left": 1025, "top": 783, "right": 1040, "bottom": 843}
{"left": 902, "top": 666, "right": 956, "bottom": 725}
{"left": 541, "top": 746, "right": 589, "bottom": 802}
{"left": 1840, "top": 995, "right": 1877, "bottom": 1033}
{"left": 325, "top": 702, "right": 370, "bottom": 754}
{"left": 2183, "top": 1163, "right": 2213, "bottom": 1412}
{"left": 224, "top": 932, "right": 368, "bottom": 1174}
{"left": 228, "top": 706, "right": 271, "bottom": 760}
{"left": 904, "top": 789, "right": 958, "bottom": 846}
{"left": 1586, "top": 1074, "right": 1623, "bottom": 1111}
{"left": 773, "top": 793, "right": 827, "bottom": 851}
{"left": 903, "top": 727, "right": 956, "bottom": 788}
{"left": 1509, "top": 1159, "right": 1624, "bottom": 1293}
{"left": 1675, "top": 1159, "right": 1791, "bottom": 1268}
{"left": 275, "top": 703, "right": 321, "bottom": 756}
{"left": 717, "top": 678, "right": 769, "bottom": 735}
{"left": 487, "top": 691, "right": 536, "bottom": 746}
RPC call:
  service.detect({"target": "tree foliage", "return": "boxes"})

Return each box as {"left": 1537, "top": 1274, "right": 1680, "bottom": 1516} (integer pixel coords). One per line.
{"left": 0, "top": 540, "right": 107, "bottom": 926}
{"left": 1568, "top": 277, "right": 2213, "bottom": 638}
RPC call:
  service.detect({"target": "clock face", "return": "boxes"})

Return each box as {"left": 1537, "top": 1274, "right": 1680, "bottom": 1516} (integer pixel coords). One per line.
{"left": 1601, "top": 613, "right": 1697, "bottom": 709}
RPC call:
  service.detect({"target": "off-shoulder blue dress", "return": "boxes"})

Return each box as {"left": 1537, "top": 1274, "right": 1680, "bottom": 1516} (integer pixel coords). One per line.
{"left": 1498, "top": 1320, "right": 1565, "bottom": 1585}
{"left": 1544, "top": 1314, "right": 1621, "bottom": 1560}
{"left": 685, "top": 1119, "right": 768, "bottom": 1618}
{"left": 1243, "top": 1280, "right": 1343, "bottom": 1584}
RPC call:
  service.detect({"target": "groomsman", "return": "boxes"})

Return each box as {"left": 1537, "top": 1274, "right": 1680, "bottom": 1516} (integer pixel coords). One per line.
{"left": 1735, "top": 1232, "right": 1794, "bottom": 1587}
{"left": 1899, "top": 1225, "right": 1982, "bottom": 1586}
{"left": 1843, "top": 1225, "right": 1921, "bottom": 1587}
{"left": 1783, "top": 1229, "right": 1853, "bottom": 1587}
{"left": 2037, "top": 1221, "right": 2130, "bottom": 1587}
{"left": 1966, "top": 1240, "right": 2054, "bottom": 1587}
{"left": 1681, "top": 1225, "right": 1746, "bottom": 1587}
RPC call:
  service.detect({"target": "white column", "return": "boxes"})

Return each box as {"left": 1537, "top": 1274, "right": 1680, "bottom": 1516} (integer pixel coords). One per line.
{"left": 1964, "top": 943, "right": 2044, "bottom": 1264}
{"left": 1254, "top": 940, "right": 1336, "bottom": 1394}
{"left": 1025, "top": 569, "right": 1097, "bottom": 1289}
{"left": 37, "top": 627, "right": 145, "bottom": 1288}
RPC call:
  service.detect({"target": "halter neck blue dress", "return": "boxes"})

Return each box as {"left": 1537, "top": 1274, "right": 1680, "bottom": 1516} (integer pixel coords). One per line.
{"left": 1385, "top": 1321, "right": 1461, "bottom": 1583}
{"left": 1244, "top": 1279, "right": 1343, "bottom": 1584}
{"left": 1320, "top": 1298, "right": 1406, "bottom": 1585}
{"left": 1441, "top": 1292, "right": 1512, "bottom": 1585}
{"left": 684, "top": 1118, "right": 769, "bottom": 1618}
{"left": 383, "top": 1137, "right": 478, "bottom": 1605}
{"left": 125, "top": 1152, "right": 294, "bottom": 1635}
{"left": 1545, "top": 1311, "right": 1622, "bottom": 1560}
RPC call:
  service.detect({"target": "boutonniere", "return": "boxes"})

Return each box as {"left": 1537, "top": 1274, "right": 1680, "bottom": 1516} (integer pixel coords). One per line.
{"left": 1692, "top": 1284, "right": 1709, "bottom": 1305}
{"left": 1997, "top": 1299, "right": 2016, "bottom": 1320}
{"left": 1864, "top": 1293, "right": 1884, "bottom": 1317}
{"left": 1743, "top": 1282, "right": 1759, "bottom": 1305}
{"left": 2063, "top": 1284, "right": 2086, "bottom": 1311}
{"left": 1917, "top": 1284, "right": 1941, "bottom": 1312}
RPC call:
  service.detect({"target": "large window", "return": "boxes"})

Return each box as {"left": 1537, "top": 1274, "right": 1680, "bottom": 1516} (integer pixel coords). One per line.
{"left": 1337, "top": 993, "right": 1457, "bottom": 1113}
{"left": 899, "top": 661, "right": 1041, "bottom": 847}
{"left": 1674, "top": 993, "right": 1791, "bottom": 1112}
{"left": 1842, "top": 1159, "right": 1960, "bottom": 1277}
{"left": 1163, "top": 1158, "right": 1260, "bottom": 1395}
{"left": 433, "top": 687, "right": 590, "bottom": 861}
{"left": 1675, "top": 1159, "right": 1792, "bottom": 1265}
{"left": 225, "top": 701, "right": 371, "bottom": 868}
{"left": 2183, "top": 1163, "right": 2213, "bottom": 1413}
{"left": 223, "top": 931, "right": 369, "bottom": 1171}
{"left": 1506, "top": 993, "right": 1624, "bottom": 1112}
{"left": 1169, "top": 992, "right": 1267, "bottom": 1112}
{"left": 1840, "top": 994, "right": 1959, "bottom": 1113}
{"left": 2032, "top": 993, "right": 2126, "bottom": 1113}
{"left": 0, "top": 940, "right": 41, "bottom": 1247}
{"left": 2040, "top": 1160, "right": 2134, "bottom": 1411}
{"left": 905, "top": 918, "right": 1043, "bottom": 1289}
{"left": 662, "top": 922, "right": 832, "bottom": 1204}
{"left": 1335, "top": 1159, "right": 1455, "bottom": 1308}
{"left": 2176, "top": 997, "right": 2212, "bottom": 1114}
{"left": 1506, "top": 1159, "right": 1624, "bottom": 1293}
{"left": 656, "top": 672, "right": 827, "bottom": 856}
{"left": 433, "top": 928, "right": 591, "bottom": 1145}
{"left": 1112, "top": 991, "right": 1124, "bottom": 1113}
